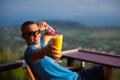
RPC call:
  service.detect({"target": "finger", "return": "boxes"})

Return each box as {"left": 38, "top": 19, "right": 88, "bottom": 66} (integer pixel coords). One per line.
{"left": 46, "top": 45, "right": 52, "bottom": 52}
{"left": 38, "top": 22, "right": 43, "bottom": 30}
{"left": 50, "top": 45, "right": 58, "bottom": 50}
{"left": 52, "top": 51, "right": 61, "bottom": 54}
{"left": 38, "top": 22, "right": 45, "bottom": 28}
{"left": 52, "top": 52, "right": 62, "bottom": 59}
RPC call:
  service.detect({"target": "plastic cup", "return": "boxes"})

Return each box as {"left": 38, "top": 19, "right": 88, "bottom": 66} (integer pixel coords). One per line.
{"left": 51, "top": 34, "right": 63, "bottom": 62}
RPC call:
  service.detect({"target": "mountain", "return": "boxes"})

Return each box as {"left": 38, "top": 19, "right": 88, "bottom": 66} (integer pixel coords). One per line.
{"left": 0, "top": 20, "right": 120, "bottom": 56}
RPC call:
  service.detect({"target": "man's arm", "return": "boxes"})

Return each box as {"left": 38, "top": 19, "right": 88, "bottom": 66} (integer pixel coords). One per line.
{"left": 31, "top": 21, "right": 59, "bottom": 62}
{"left": 42, "top": 33, "right": 52, "bottom": 46}
{"left": 32, "top": 48, "right": 47, "bottom": 62}
{"left": 38, "top": 21, "right": 55, "bottom": 45}
{"left": 32, "top": 45, "right": 59, "bottom": 62}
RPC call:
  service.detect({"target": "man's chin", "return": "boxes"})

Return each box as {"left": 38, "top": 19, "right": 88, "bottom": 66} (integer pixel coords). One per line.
{"left": 34, "top": 42, "right": 40, "bottom": 45}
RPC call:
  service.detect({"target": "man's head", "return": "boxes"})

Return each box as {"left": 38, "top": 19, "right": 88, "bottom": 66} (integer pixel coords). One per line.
{"left": 21, "top": 21, "right": 41, "bottom": 46}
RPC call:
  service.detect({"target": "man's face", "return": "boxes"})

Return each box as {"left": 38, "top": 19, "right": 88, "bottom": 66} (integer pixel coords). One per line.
{"left": 22, "top": 24, "right": 41, "bottom": 46}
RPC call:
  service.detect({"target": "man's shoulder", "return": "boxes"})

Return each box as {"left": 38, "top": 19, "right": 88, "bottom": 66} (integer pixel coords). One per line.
{"left": 25, "top": 45, "right": 36, "bottom": 54}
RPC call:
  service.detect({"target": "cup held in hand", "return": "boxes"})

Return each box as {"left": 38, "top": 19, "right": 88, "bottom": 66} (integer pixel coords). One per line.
{"left": 51, "top": 34, "right": 63, "bottom": 58}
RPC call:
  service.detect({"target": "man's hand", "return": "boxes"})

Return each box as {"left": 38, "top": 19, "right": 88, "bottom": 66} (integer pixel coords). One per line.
{"left": 43, "top": 45, "right": 62, "bottom": 59}
{"left": 38, "top": 21, "right": 48, "bottom": 31}
{"left": 38, "top": 21, "right": 56, "bottom": 33}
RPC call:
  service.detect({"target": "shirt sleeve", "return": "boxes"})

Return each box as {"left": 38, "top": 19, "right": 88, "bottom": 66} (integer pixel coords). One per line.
{"left": 40, "top": 38, "right": 45, "bottom": 48}
{"left": 24, "top": 46, "right": 37, "bottom": 64}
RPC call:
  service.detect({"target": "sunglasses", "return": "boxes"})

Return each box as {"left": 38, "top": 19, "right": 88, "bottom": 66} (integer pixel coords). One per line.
{"left": 25, "top": 30, "right": 41, "bottom": 36}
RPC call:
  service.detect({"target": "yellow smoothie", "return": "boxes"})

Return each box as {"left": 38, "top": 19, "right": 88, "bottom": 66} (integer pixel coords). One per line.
{"left": 52, "top": 34, "right": 63, "bottom": 58}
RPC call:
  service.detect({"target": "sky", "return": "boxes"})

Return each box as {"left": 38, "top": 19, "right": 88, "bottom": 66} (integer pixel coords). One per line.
{"left": 0, "top": 0, "right": 120, "bottom": 26}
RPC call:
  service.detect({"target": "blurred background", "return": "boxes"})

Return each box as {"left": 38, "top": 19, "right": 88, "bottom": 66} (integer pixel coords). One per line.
{"left": 0, "top": 0, "right": 120, "bottom": 80}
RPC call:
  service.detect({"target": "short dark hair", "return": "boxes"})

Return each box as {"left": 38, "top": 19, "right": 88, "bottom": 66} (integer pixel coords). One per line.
{"left": 21, "top": 21, "right": 35, "bottom": 33}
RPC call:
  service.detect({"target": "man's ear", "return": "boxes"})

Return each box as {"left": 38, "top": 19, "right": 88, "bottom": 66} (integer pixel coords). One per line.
{"left": 21, "top": 34, "right": 26, "bottom": 40}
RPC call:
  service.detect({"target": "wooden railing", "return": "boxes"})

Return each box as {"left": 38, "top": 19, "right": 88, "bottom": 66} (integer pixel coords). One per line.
{"left": 0, "top": 60, "right": 24, "bottom": 72}
{"left": 0, "top": 49, "right": 120, "bottom": 80}
{"left": 62, "top": 49, "right": 120, "bottom": 68}
{"left": 62, "top": 49, "right": 120, "bottom": 80}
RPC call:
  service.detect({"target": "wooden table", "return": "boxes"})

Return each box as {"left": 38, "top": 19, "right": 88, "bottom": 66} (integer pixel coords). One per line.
{"left": 62, "top": 49, "right": 120, "bottom": 80}
{"left": 62, "top": 49, "right": 120, "bottom": 68}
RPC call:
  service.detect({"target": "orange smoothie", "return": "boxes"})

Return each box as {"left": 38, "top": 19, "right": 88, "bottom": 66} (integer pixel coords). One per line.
{"left": 52, "top": 34, "right": 63, "bottom": 58}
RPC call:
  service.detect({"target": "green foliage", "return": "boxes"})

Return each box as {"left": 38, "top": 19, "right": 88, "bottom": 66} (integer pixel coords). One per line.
{"left": 113, "top": 68, "right": 120, "bottom": 80}
{"left": 0, "top": 45, "right": 29, "bottom": 80}
{"left": 0, "top": 69, "right": 28, "bottom": 80}
{"left": 0, "top": 45, "right": 9, "bottom": 63}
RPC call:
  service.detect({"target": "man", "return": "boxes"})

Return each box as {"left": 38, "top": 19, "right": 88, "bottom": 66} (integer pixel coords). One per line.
{"left": 21, "top": 21, "right": 104, "bottom": 80}
{"left": 21, "top": 21, "right": 78, "bottom": 80}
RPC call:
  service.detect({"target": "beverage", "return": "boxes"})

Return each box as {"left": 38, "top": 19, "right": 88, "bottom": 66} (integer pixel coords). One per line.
{"left": 43, "top": 22, "right": 63, "bottom": 62}
{"left": 52, "top": 34, "right": 63, "bottom": 58}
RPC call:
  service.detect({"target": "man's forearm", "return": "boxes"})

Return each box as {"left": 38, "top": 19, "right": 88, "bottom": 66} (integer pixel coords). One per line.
{"left": 32, "top": 49, "right": 47, "bottom": 62}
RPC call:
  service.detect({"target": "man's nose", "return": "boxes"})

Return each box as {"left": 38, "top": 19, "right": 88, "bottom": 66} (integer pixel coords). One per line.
{"left": 33, "top": 32, "right": 40, "bottom": 37}
{"left": 33, "top": 33, "right": 38, "bottom": 37}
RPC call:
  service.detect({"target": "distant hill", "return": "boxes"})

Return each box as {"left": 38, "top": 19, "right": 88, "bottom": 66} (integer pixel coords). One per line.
{"left": 0, "top": 20, "right": 120, "bottom": 56}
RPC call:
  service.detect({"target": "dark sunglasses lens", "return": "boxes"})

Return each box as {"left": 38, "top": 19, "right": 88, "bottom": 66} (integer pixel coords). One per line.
{"left": 26, "top": 30, "right": 41, "bottom": 36}
{"left": 36, "top": 30, "right": 41, "bottom": 34}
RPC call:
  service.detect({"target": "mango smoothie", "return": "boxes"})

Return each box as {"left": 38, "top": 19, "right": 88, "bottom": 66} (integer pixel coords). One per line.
{"left": 52, "top": 34, "right": 63, "bottom": 58}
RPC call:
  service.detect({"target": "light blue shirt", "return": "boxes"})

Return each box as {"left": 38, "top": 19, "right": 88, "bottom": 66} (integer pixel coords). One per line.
{"left": 24, "top": 39, "right": 78, "bottom": 80}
